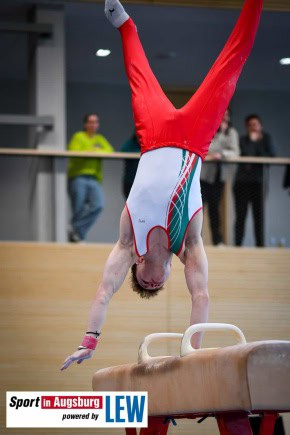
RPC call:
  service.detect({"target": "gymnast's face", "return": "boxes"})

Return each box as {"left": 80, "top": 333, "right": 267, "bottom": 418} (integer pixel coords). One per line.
{"left": 135, "top": 257, "right": 171, "bottom": 290}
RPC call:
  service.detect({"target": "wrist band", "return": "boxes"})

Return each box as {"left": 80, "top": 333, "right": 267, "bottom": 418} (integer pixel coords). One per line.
{"left": 80, "top": 335, "right": 98, "bottom": 350}
{"left": 86, "top": 331, "right": 101, "bottom": 337}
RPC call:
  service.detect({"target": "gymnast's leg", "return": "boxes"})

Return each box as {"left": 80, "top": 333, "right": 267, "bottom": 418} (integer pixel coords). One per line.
{"left": 105, "top": 0, "right": 173, "bottom": 148}
{"left": 182, "top": 0, "right": 264, "bottom": 158}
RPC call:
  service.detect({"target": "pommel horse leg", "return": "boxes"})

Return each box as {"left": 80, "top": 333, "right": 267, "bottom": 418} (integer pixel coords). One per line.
{"left": 126, "top": 412, "right": 280, "bottom": 435}
{"left": 126, "top": 413, "right": 253, "bottom": 435}
{"left": 217, "top": 411, "right": 279, "bottom": 435}
{"left": 258, "top": 412, "right": 279, "bottom": 435}
{"left": 216, "top": 412, "right": 253, "bottom": 435}
{"left": 126, "top": 417, "right": 170, "bottom": 435}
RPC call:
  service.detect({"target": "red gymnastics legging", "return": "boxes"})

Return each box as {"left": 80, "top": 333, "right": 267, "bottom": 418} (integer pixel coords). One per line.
{"left": 118, "top": 0, "right": 264, "bottom": 160}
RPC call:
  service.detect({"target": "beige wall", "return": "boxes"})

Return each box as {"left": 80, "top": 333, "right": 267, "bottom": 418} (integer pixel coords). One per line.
{"left": 0, "top": 243, "right": 290, "bottom": 434}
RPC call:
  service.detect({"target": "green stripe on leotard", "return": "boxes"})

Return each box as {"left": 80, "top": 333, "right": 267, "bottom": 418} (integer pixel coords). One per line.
{"left": 167, "top": 152, "right": 200, "bottom": 254}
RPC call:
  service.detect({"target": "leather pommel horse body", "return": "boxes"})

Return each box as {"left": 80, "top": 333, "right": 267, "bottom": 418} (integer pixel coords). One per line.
{"left": 92, "top": 323, "right": 290, "bottom": 434}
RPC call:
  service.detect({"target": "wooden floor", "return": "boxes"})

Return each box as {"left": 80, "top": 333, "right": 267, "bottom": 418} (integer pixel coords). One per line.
{"left": 0, "top": 243, "right": 290, "bottom": 434}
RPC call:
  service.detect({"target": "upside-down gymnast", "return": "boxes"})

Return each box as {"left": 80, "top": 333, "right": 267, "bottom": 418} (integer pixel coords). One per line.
{"left": 61, "top": 0, "right": 263, "bottom": 370}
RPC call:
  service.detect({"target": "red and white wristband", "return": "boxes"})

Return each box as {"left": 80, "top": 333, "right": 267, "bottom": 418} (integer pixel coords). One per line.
{"left": 78, "top": 331, "right": 101, "bottom": 351}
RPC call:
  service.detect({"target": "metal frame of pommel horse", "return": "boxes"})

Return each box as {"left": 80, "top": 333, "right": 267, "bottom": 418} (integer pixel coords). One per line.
{"left": 93, "top": 323, "right": 290, "bottom": 435}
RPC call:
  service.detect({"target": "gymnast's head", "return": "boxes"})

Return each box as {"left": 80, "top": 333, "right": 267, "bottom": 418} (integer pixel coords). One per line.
{"left": 130, "top": 256, "right": 171, "bottom": 299}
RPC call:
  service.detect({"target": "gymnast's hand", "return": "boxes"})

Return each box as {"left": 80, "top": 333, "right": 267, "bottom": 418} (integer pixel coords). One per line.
{"left": 60, "top": 348, "right": 94, "bottom": 371}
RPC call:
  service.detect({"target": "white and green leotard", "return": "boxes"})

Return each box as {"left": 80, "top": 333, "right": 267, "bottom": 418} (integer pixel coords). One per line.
{"left": 126, "top": 147, "right": 202, "bottom": 256}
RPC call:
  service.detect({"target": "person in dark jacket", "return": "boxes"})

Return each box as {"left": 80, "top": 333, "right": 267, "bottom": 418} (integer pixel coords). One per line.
{"left": 234, "top": 114, "right": 276, "bottom": 247}
{"left": 120, "top": 132, "right": 140, "bottom": 199}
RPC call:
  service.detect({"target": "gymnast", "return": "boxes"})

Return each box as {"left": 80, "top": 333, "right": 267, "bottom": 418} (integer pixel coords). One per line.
{"left": 61, "top": 0, "right": 263, "bottom": 370}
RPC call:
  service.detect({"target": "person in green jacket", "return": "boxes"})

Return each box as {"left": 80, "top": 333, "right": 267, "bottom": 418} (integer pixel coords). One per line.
{"left": 67, "top": 113, "right": 114, "bottom": 242}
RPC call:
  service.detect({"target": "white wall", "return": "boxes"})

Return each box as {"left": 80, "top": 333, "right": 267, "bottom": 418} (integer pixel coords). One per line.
{"left": 0, "top": 79, "right": 290, "bottom": 245}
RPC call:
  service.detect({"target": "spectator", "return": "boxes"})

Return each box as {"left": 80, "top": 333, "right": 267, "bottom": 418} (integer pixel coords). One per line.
{"left": 283, "top": 166, "right": 290, "bottom": 195}
{"left": 67, "top": 113, "right": 113, "bottom": 242}
{"left": 120, "top": 131, "right": 140, "bottom": 199}
{"left": 234, "top": 114, "right": 276, "bottom": 247}
{"left": 201, "top": 108, "right": 240, "bottom": 245}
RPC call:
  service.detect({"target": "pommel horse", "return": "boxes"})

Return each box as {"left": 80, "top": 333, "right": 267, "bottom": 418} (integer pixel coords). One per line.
{"left": 92, "top": 323, "right": 290, "bottom": 434}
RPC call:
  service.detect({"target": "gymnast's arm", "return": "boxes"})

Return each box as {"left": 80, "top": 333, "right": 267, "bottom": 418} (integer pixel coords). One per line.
{"left": 181, "top": 212, "right": 209, "bottom": 349}
{"left": 60, "top": 208, "right": 136, "bottom": 370}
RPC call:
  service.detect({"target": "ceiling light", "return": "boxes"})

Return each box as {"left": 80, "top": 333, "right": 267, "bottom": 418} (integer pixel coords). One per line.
{"left": 96, "top": 49, "right": 111, "bottom": 57}
{"left": 280, "top": 58, "right": 290, "bottom": 65}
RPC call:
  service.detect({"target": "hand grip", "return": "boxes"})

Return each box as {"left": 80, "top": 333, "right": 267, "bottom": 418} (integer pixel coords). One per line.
{"left": 180, "top": 323, "right": 246, "bottom": 357}
{"left": 138, "top": 333, "right": 183, "bottom": 364}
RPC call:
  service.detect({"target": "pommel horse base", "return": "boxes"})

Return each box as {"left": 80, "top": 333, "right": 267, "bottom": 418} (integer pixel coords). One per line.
{"left": 93, "top": 323, "right": 290, "bottom": 434}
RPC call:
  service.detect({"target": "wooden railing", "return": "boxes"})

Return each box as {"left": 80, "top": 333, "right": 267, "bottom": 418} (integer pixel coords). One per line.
{"left": 0, "top": 148, "right": 289, "bottom": 165}
{"left": 76, "top": 0, "right": 290, "bottom": 12}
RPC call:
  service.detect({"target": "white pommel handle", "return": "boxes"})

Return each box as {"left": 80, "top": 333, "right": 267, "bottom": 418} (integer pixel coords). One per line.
{"left": 180, "top": 323, "right": 247, "bottom": 357}
{"left": 138, "top": 333, "right": 183, "bottom": 364}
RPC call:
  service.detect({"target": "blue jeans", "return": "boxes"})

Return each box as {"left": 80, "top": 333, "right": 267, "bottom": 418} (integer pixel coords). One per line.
{"left": 68, "top": 175, "right": 104, "bottom": 240}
